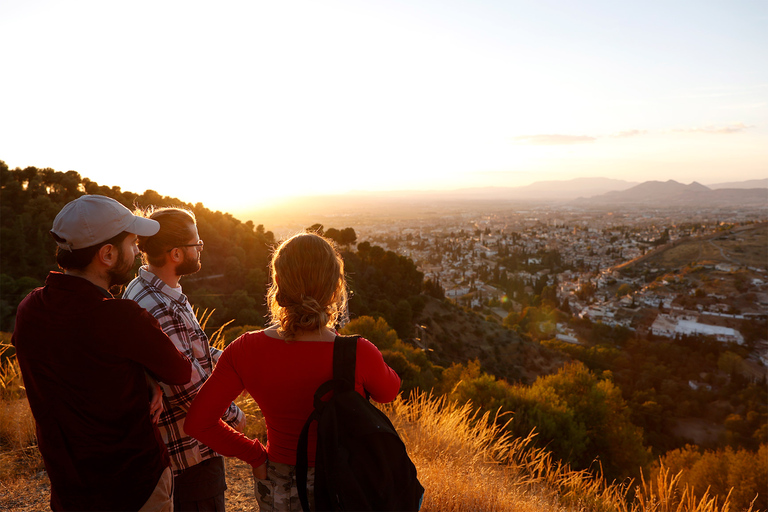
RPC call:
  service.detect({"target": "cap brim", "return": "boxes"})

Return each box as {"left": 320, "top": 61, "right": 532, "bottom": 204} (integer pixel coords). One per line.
{"left": 127, "top": 216, "right": 160, "bottom": 236}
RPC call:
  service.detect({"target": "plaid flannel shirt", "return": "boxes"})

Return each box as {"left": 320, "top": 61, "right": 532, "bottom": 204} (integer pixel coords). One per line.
{"left": 124, "top": 267, "right": 244, "bottom": 476}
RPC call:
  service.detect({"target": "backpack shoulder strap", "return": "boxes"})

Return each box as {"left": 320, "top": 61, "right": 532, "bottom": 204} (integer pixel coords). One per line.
{"left": 297, "top": 334, "right": 361, "bottom": 512}
{"left": 296, "top": 407, "right": 319, "bottom": 512}
{"left": 333, "top": 334, "right": 359, "bottom": 391}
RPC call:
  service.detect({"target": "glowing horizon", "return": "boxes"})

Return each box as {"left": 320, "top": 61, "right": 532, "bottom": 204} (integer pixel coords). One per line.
{"left": 1, "top": 0, "right": 766, "bottom": 213}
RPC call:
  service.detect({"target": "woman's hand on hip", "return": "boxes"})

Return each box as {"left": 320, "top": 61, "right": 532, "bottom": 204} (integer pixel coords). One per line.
{"left": 252, "top": 462, "right": 267, "bottom": 480}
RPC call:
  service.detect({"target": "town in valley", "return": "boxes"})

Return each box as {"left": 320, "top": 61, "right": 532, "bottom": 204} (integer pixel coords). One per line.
{"left": 280, "top": 201, "right": 768, "bottom": 376}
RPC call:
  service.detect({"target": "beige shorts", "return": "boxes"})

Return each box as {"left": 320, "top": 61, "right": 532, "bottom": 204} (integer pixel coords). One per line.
{"left": 139, "top": 466, "right": 174, "bottom": 512}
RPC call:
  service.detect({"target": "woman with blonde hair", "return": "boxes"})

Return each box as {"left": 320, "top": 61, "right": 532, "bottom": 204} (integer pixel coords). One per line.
{"left": 186, "top": 232, "right": 401, "bottom": 511}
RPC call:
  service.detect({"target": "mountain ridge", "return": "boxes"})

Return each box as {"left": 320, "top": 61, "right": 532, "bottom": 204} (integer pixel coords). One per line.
{"left": 572, "top": 179, "right": 768, "bottom": 207}
{"left": 238, "top": 177, "right": 767, "bottom": 225}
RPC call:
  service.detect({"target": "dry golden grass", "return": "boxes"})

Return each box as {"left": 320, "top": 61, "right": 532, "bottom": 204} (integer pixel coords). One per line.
{"left": 0, "top": 340, "right": 39, "bottom": 483}
{"left": 634, "top": 466, "right": 735, "bottom": 512}
{"left": 0, "top": 398, "right": 43, "bottom": 482}
{"left": 383, "top": 391, "right": 750, "bottom": 512}
{"left": 387, "top": 392, "right": 585, "bottom": 512}
{"left": 0, "top": 342, "right": 22, "bottom": 396}
{"left": 0, "top": 398, "right": 36, "bottom": 450}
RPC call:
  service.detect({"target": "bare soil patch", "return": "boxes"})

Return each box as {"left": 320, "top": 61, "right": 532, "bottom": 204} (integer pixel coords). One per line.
{"left": 0, "top": 457, "right": 259, "bottom": 511}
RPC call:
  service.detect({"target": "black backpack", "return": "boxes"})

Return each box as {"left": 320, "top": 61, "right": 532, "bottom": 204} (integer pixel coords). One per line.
{"left": 296, "top": 335, "right": 424, "bottom": 511}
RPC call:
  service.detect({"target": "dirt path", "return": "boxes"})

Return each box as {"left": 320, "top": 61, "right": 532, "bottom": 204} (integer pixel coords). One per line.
{"left": 707, "top": 238, "right": 738, "bottom": 265}
{"left": 0, "top": 457, "right": 259, "bottom": 512}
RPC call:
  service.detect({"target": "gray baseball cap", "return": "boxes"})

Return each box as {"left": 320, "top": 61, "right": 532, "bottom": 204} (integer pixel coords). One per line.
{"left": 51, "top": 195, "right": 160, "bottom": 251}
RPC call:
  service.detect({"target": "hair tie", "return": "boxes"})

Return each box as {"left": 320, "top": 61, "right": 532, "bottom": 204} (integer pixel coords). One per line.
{"left": 300, "top": 295, "right": 323, "bottom": 315}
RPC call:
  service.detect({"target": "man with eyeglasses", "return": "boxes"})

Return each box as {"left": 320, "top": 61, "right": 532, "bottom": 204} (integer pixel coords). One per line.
{"left": 124, "top": 207, "right": 245, "bottom": 512}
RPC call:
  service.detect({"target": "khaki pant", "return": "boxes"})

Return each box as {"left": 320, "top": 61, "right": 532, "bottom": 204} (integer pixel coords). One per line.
{"left": 254, "top": 460, "right": 315, "bottom": 512}
{"left": 139, "top": 466, "right": 174, "bottom": 512}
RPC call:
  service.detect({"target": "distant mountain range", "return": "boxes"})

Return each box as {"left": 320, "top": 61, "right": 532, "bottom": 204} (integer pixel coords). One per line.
{"left": 571, "top": 179, "right": 768, "bottom": 207}
{"left": 708, "top": 178, "right": 768, "bottom": 190}
{"left": 346, "top": 177, "right": 767, "bottom": 204}
{"left": 241, "top": 177, "right": 767, "bottom": 226}
{"left": 435, "top": 177, "right": 641, "bottom": 201}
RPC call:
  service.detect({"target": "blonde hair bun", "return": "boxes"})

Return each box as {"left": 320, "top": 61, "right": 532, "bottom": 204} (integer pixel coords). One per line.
{"left": 266, "top": 232, "right": 348, "bottom": 340}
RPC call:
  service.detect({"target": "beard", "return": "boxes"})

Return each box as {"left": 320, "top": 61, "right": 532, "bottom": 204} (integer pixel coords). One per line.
{"left": 107, "top": 246, "right": 137, "bottom": 292}
{"left": 176, "top": 249, "right": 201, "bottom": 276}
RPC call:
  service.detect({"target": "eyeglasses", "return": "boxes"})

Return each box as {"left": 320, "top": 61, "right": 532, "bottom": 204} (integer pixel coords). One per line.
{"left": 168, "top": 240, "right": 204, "bottom": 252}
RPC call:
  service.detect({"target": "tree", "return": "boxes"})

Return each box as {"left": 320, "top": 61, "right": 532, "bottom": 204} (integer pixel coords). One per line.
{"left": 529, "top": 362, "right": 648, "bottom": 480}
{"left": 306, "top": 223, "right": 324, "bottom": 235}
{"left": 717, "top": 351, "right": 743, "bottom": 376}
{"left": 616, "top": 283, "right": 632, "bottom": 297}
{"left": 393, "top": 299, "right": 414, "bottom": 338}
{"left": 341, "top": 316, "right": 439, "bottom": 395}
{"left": 245, "top": 268, "right": 267, "bottom": 296}
{"left": 541, "top": 284, "right": 558, "bottom": 307}
{"left": 0, "top": 162, "right": 281, "bottom": 332}
{"left": 339, "top": 227, "right": 357, "bottom": 247}
{"left": 576, "top": 281, "right": 596, "bottom": 302}
{"left": 659, "top": 444, "right": 767, "bottom": 511}
{"left": 340, "top": 316, "right": 398, "bottom": 350}
{"left": 226, "top": 289, "right": 261, "bottom": 326}
{"left": 423, "top": 278, "right": 445, "bottom": 300}
{"left": 324, "top": 227, "right": 342, "bottom": 244}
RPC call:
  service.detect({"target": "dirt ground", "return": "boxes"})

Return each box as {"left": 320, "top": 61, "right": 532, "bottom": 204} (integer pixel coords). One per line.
{"left": 223, "top": 457, "right": 260, "bottom": 511}
{"left": 0, "top": 457, "right": 259, "bottom": 512}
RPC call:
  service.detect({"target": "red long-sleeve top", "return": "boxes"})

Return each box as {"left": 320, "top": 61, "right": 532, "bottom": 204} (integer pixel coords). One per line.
{"left": 185, "top": 331, "right": 401, "bottom": 468}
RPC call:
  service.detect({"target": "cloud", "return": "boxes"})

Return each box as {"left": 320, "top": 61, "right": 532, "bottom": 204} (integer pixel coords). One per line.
{"left": 513, "top": 134, "right": 596, "bottom": 145}
{"left": 612, "top": 129, "right": 648, "bottom": 138}
{"left": 674, "top": 123, "right": 751, "bottom": 134}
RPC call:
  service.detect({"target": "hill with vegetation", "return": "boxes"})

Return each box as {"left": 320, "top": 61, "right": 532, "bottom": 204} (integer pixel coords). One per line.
{"left": 1, "top": 161, "right": 766, "bottom": 510}
{"left": 614, "top": 222, "right": 768, "bottom": 273}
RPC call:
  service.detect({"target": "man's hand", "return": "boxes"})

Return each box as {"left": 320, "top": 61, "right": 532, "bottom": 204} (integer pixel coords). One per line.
{"left": 146, "top": 373, "right": 164, "bottom": 424}
{"left": 233, "top": 414, "right": 247, "bottom": 433}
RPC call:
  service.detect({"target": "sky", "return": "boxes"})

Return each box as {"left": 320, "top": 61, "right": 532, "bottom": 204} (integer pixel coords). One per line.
{"left": 1, "top": 0, "right": 766, "bottom": 215}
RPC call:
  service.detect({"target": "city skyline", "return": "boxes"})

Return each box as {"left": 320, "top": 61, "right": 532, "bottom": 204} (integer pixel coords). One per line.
{"left": 1, "top": 0, "right": 766, "bottom": 213}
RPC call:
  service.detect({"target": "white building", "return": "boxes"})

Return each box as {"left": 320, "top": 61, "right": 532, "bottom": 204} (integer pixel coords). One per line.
{"left": 446, "top": 286, "right": 471, "bottom": 298}
{"left": 651, "top": 314, "right": 744, "bottom": 345}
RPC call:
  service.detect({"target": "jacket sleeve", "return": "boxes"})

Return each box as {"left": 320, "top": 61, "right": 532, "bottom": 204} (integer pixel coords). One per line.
{"left": 185, "top": 339, "right": 267, "bottom": 468}
{"left": 111, "top": 303, "right": 192, "bottom": 385}
{"left": 210, "top": 346, "right": 245, "bottom": 426}
{"left": 357, "top": 337, "right": 401, "bottom": 404}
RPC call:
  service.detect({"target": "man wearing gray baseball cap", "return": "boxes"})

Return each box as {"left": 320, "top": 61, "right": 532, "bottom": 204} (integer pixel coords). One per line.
{"left": 12, "top": 195, "right": 193, "bottom": 511}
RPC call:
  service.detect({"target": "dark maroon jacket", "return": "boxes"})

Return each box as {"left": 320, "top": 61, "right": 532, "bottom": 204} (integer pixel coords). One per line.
{"left": 12, "top": 272, "right": 192, "bottom": 511}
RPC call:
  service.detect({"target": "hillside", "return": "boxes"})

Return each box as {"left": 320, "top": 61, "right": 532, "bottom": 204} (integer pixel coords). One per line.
{"left": 615, "top": 222, "right": 768, "bottom": 273}
{"left": 414, "top": 297, "right": 567, "bottom": 384}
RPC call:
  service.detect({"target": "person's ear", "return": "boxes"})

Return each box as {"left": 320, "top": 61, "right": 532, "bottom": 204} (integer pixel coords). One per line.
{"left": 168, "top": 247, "right": 184, "bottom": 264}
{"left": 97, "top": 244, "right": 117, "bottom": 267}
